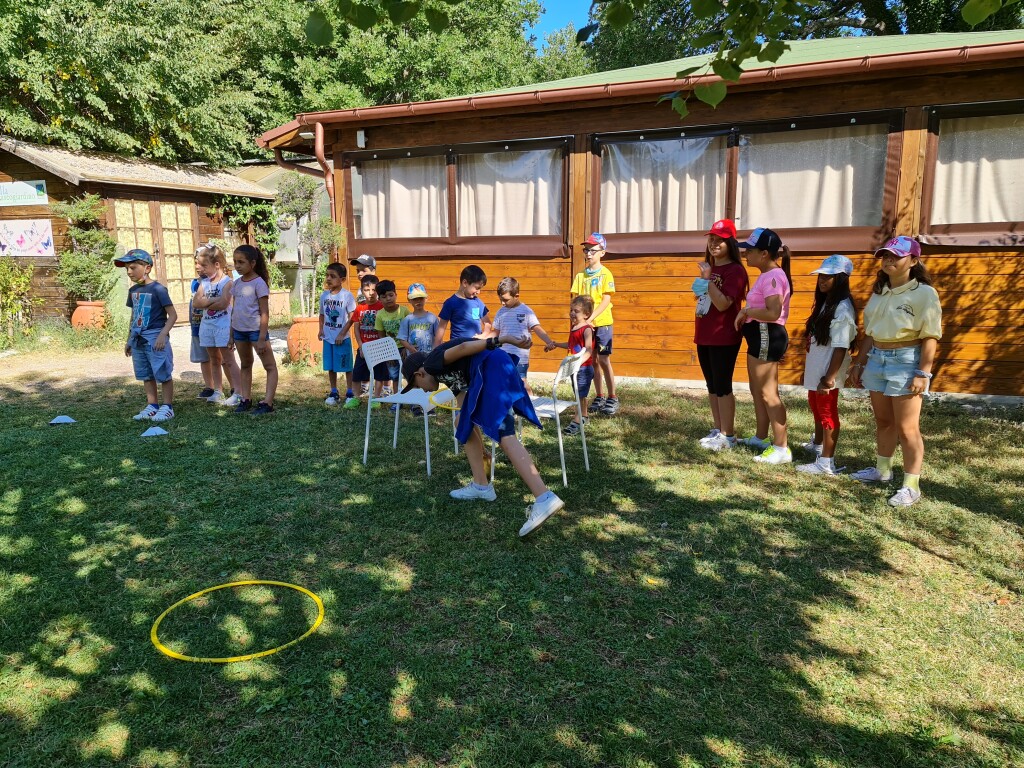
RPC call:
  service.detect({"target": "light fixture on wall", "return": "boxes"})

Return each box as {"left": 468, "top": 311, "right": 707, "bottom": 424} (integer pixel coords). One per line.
{"left": 298, "top": 130, "right": 315, "bottom": 140}
{"left": 356, "top": 130, "right": 366, "bottom": 148}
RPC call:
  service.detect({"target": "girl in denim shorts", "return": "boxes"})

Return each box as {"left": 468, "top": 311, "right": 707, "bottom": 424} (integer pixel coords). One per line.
{"left": 849, "top": 236, "right": 942, "bottom": 507}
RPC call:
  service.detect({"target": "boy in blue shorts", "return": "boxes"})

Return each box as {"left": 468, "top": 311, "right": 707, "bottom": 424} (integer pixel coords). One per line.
{"left": 318, "top": 261, "right": 357, "bottom": 406}
{"left": 434, "top": 264, "right": 490, "bottom": 347}
{"left": 117, "top": 249, "right": 177, "bottom": 422}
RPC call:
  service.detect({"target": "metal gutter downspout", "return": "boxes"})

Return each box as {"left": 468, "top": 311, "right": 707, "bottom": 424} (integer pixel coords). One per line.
{"left": 270, "top": 122, "right": 336, "bottom": 223}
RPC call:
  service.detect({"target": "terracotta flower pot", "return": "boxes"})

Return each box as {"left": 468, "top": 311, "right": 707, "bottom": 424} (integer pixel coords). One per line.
{"left": 71, "top": 300, "right": 107, "bottom": 329}
{"left": 287, "top": 316, "right": 320, "bottom": 364}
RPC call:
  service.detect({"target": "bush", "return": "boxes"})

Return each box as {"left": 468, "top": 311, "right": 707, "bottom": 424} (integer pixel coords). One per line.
{"left": 52, "top": 194, "right": 119, "bottom": 302}
{"left": 0, "top": 256, "right": 39, "bottom": 347}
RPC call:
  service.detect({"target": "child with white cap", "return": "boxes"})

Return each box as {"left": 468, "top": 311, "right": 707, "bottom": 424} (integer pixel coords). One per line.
{"left": 796, "top": 254, "right": 858, "bottom": 475}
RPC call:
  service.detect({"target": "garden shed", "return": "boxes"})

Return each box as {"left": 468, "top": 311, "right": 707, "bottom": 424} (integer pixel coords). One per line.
{"left": 0, "top": 137, "right": 275, "bottom": 321}
{"left": 260, "top": 31, "right": 1024, "bottom": 397}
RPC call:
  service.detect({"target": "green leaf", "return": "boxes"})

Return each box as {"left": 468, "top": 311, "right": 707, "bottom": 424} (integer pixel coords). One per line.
{"left": 424, "top": 8, "right": 449, "bottom": 33}
{"left": 349, "top": 4, "right": 379, "bottom": 30}
{"left": 337, "top": 0, "right": 353, "bottom": 14}
{"left": 386, "top": 0, "right": 421, "bottom": 25}
{"left": 711, "top": 58, "right": 743, "bottom": 82}
{"left": 757, "top": 40, "right": 787, "bottom": 63}
{"left": 604, "top": 1, "right": 634, "bottom": 29}
{"left": 305, "top": 9, "right": 334, "bottom": 46}
{"left": 656, "top": 90, "right": 681, "bottom": 104}
{"left": 672, "top": 96, "right": 689, "bottom": 119}
{"left": 962, "top": 0, "right": 1002, "bottom": 25}
{"left": 576, "top": 22, "right": 599, "bottom": 43}
{"left": 439, "top": 0, "right": 466, "bottom": 4}
{"left": 675, "top": 66, "right": 701, "bottom": 78}
{"left": 692, "top": 0, "right": 721, "bottom": 19}
{"left": 694, "top": 81, "right": 727, "bottom": 108}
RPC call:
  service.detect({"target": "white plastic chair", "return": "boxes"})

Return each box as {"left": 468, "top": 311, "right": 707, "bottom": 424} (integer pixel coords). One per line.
{"left": 530, "top": 352, "right": 591, "bottom": 487}
{"left": 361, "top": 337, "right": 440, "bottom": 476}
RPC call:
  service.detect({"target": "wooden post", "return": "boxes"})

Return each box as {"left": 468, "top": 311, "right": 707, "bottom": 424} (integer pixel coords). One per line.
{"left": 893, "top": 107, "right": 929, "bottom": 236}
{"left": 568, "top": 133, "right": 591, "bottom": 278}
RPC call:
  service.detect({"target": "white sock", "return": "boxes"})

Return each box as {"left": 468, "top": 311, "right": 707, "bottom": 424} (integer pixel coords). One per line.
{"left": 817, "top": 456, "right": 834, "bottom": 470}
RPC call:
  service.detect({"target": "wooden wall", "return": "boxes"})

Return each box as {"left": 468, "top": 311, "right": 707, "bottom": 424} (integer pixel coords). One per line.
{"left": 322, "top": 63, "right": 1024, "bottom": 395}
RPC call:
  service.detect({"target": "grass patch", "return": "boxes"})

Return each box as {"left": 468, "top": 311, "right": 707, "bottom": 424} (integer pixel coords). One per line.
{"left": 7, "top": 315, "right": 131, "bottom": 354}
{"left": 0, "top": 370, "right": 1022, "bottom": 767}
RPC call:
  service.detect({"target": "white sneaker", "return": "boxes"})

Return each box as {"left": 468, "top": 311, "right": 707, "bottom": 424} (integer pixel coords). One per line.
{"left": 851, "top": 467, "right": 892, "bottom": 484}
{"left": 701, "top": 433, "right": 737, "bottom": 452}
{"left": 740, "top": 436, "right": 771, "bottom": 451}
{"left": 325, "top": 394, "right": 339, "bottom": 406}
{"left": 698, "top": 428, "right": 721, "bottom": 446}
{"left": 449, "top": 483, "right": 497, "bottom": 502}
{"left": 151, "top": 405, "right": 174, "bottom": 422}
{"left": 519, "top": 493, "right": 565, "bottom": 537}
{"left": 800, "top": 439, "right": 823, "bottom": 456}
{"left": 206, "top": 390, "right": 224, "bottom": 404}
{"left": 796, "top": 458, "right": 838, "bottom": 475}
{"left": 133, "top": 404, "right": 158, "bottom": 421}
{"left": 753, "top": 445, "right": 792, "bottom": 464}
{"left": 888, "top": 487, "right": 921, "bottom": 507}
{"left": 221, "top": 393, "right": 242, "bottom": 407}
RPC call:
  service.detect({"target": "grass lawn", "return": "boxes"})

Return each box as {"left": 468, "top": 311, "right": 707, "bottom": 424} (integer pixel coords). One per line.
{"left": 1, "top": 363, "right": 1022, "bottom": 767}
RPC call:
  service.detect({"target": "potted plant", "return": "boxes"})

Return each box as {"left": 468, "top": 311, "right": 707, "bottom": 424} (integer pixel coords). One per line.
{"left": 52, "top": 194, "right": 119, "bottom": 328}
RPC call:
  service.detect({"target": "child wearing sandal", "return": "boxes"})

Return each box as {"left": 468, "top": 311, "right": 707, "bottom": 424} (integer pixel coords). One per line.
{"left": 849, "top": 236, "right": 941, "bottom": 507}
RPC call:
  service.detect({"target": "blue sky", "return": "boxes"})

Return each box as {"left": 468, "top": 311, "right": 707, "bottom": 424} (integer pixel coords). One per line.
{"left": 531, "top": 0, "right": 594, "bottom": 45}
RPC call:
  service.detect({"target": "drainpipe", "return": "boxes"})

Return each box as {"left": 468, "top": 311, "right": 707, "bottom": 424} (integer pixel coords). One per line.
{"left": 271, "top": 121, "right": 336, "bottom": 224}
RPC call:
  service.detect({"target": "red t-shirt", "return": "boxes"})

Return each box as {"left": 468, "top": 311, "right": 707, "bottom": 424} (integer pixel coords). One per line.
{"left": 694, "top": 261, "right": 747, "bottom": 346}
{"left": 567, "top": 325, "right": 594, "bottom": 368}
{"left": 351, "top": 302, "right": 384, "bottom": 345}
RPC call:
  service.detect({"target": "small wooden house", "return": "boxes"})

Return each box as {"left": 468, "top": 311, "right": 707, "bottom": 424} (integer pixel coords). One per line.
{"left": 0, "top": 137, "right": 274, "bottom": 321}
{"left": 259, "top": 31, "right": 1024, "bottom": 396}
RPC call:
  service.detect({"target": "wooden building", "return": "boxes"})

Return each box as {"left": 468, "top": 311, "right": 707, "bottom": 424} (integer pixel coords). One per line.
{"left": 259, "top": 31, "right": 1024, "bottom": 396}
{"left": 0, "top": 137, "right": 274, "bottom": 321}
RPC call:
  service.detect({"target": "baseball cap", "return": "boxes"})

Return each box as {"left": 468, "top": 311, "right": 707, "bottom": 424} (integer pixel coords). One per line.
{"left": 739, "top": 227, "right": 783, "bottom": 253}
{"left": 875, "top": 236, "right": 921, "bottom": 260}
{"left": 408, "top": 282, "right": 428, "bottom": 300}
{"left": 401, "top": 352, "right": 427, "bottom": 394}
{"left": 114, "top": 248, "right": 153, "bottom": 267}
{"left": 350, "top": 253, "right": 376, "bottom": 269}
{"left": 581, "top": 232, "right": 607, "bottom": 250}
{"left": 811, "top": 254, "right": 854, "bottom": 276}
{"left": 705, "top": 219, "right": 737, "bottom": 239}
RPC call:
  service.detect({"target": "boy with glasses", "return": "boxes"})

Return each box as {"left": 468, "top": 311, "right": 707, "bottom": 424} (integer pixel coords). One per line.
{"left": 571, "top": 233, "right": 619, "bottom": 415}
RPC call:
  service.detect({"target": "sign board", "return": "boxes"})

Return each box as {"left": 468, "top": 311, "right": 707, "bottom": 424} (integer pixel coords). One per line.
{"left": 0, "top": 180, "right": 48, "bottom": 207}
{"left": 0, "top": 219, "right": 55, "bottom": 257}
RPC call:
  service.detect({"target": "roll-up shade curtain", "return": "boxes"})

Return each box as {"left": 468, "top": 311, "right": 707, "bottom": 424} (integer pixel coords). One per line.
{"left": 456, "top": 149, "right": 563, "bottom": 236}
{"left": 356, "top": 156, "right": 448, "bottom": 238}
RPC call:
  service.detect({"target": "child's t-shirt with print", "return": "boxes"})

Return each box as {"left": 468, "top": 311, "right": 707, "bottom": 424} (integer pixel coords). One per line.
{"left": 398, "top": 311, "right": 439, "bottom": 354}
{"left": 200, "top": 275, "right": 232, "bottom": 332}
{"left": 438, "top": 294, "right": 488, "bottom": 340}
{"left": 567, "top": 325, "right": 594, "bottom": 368}
{"left": 492, "top": 303, "right": 540, "bottom": 363}
{"left": 374, "top": 305, "right": 410, "bottom": 341}
{"left": 745, "top": 268, "right": 791, "bottom": 326}
{"left": 351, "top": 302, "right": 384, "bottom": 347}
{"left": 571, "top": 265, "right": 615, "bottom": 327}
{"left": 320, "top": 288, "right": 357, "bottom": 345}
{"left": 803, "top": 298, "right": 857, "bottom": 390}
{"left": 231, "top": 276, "right": 270, "bottom": 332}
{"left": 126, "top": 281, "right": 174, "bottom": 343}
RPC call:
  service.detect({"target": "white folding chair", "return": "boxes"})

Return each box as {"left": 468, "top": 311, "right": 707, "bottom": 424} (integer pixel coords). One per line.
{"left": 361, "top": 337, "right": 440, "bottom": 476}
{"left": 430, "top": 388, "right": 497, "bottom": 483}
{"left": 530, "top": 353, "right": 591, "bottom": 487}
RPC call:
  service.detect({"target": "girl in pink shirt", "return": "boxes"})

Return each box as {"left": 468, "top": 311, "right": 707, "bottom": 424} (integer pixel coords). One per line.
{"left": 733, "top": 228, "right": 793, "bottom": 464}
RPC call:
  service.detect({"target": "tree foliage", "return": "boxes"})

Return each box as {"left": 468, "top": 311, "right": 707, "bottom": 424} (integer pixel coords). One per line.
{"left": 52, "top": 193, "right": 119, "bottom": 302}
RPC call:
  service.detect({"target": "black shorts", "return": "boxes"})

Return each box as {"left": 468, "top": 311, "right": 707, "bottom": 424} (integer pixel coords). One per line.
{"left": 742, "top": 322, "right": 788, "bottom": 363}
{"left": 696, "top": 343, "right": 741, "bottom": 397}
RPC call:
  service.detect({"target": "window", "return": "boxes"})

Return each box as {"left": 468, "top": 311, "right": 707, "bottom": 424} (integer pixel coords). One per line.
{"left": 352, "top": 155, "right": 448, "bottom": 239}
{"left": 113, "top": 199, "right": 155, "bottom": 253}
{"left": 931, "top": 112, "right": 1024, "bottom": 226}
{"left": 457, "top": 148, "right": 562, "bottom": 236}
{"left": 736, "top": 124, "right": 889, "bottom": 229}
{"left": 599, "top": 135, "right": 727, "bottom": 233}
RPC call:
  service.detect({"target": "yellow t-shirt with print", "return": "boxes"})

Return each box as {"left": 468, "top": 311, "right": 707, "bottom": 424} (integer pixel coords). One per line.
{"left": 863, "top": 279, "right": 942, "bottom": 343}
{"left": 571, "top": 265, "right": 616, "bottom": 327}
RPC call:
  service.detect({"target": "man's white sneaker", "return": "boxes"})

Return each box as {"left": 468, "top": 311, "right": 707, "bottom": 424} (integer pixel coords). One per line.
{"left": 221, "top": 393, "right": 242, "bottom": 407}
{"left": 151, "top": 405, "right": 174, "bottom": 422}
{"left": 796, "top": 459, "right": 838, "bottom": 475}
{"left": 753, "top": 445, "right": 792, "bottom": 464}
{"left": 851, "top": 467, "right": 892, "bottom": 484}
{"left": 133, "top": 404, "right": 158, "bottom": 421}
{"left": 888, "top": 487, "right": 921, "bottom": 507}
{"left": 449, "top": 483, "right": 497, "bottom": 502}
{"left": 519, "top": 493, "right": 565, "bottom": 537}
{"left": 740, "top": 436, "right": 771, "bottom": 451}
{"left": 701, "top": 433, "right": 737, "bottom": 451}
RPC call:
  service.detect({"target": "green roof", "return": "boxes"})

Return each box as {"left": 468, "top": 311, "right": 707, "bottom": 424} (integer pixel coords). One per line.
{"left": 480, "top": 31, "right": 1024, "bottom": 96}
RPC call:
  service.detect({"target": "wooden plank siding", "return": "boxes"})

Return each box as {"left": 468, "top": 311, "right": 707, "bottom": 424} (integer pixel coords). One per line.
{"left": 325, "top": 63, "right": 1024, "bottom": 397}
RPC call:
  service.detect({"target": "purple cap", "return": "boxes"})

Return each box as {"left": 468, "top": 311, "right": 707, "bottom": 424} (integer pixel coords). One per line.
{"left": 875, "top": 236, "right": 921, "bottom": 260}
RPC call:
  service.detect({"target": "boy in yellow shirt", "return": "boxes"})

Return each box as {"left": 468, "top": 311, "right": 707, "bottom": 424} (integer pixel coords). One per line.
{"left": 571, "top": 233, "right": 618, "bottom": 415}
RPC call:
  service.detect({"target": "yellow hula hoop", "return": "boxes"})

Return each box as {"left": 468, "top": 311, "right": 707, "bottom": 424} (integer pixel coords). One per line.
{"left": 429, "top": 389, "right": 459, "bottom": 411}
{"left": 150, "top": 580, "right": 325, "bottom": 664}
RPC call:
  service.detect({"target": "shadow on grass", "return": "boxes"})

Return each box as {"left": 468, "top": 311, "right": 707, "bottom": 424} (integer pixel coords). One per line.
{"left": 0, "top": 376, "right": 1019, "bottom": 767}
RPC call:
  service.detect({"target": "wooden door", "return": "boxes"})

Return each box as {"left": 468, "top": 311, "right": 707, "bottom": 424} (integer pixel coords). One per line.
{"left": 156, "top": 202, "right": 197, "bottom": 322}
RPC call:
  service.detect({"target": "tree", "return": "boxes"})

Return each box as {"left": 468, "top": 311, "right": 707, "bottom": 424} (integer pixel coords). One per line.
{"left": 533, "top": 24, "right": 594, "bottom": 83}
{"left": 585, "top": 1, "right": 720, "bottom": 72}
